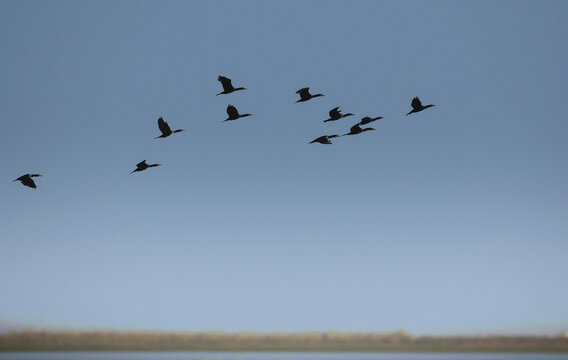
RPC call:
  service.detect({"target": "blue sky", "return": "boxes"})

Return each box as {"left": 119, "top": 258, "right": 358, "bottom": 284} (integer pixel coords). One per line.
{"left": 1, "top": 0, "right": 567, "bottom": 335}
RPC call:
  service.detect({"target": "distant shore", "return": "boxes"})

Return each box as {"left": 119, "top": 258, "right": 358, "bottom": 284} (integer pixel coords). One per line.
{"left": 1, "top": 331, "right": 567, "bottom": 352}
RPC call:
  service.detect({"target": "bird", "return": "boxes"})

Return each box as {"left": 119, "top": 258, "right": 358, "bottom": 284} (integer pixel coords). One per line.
{"left": 406, "top": 97, "right": 435, "bottom": 115}
{"left": 130, "top": 160, "right": 161, "bottom": 174}
{"left": 324, "top": 107, "right": 354, "bottom": 122}
{"left": 216, "top": 76, "right": 246, "bottom": 95}
{"left": 359, "top": 115, "right": 384, "bottom": 125}
{"left": 295, "top": 87, "right": 324, "bottom": 103}
{"left": 343, "top": 124, "right": 376, "bottom": 136}
{"left": 155, "top": 117, "right": 184, "bottom": 139}
{"left": 224, "top": 104, "right": 252, "bottom": 121}
{"left": 13, "top": 174, "right": 42, "bottom": 188}
{"left": 309, "top": 135, "right": 340, "bottom": 144}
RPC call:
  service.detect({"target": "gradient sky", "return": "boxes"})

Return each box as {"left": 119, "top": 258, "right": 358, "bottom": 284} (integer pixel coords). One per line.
{"left": 1, "top": 0, "right": 567, "bottom": 335}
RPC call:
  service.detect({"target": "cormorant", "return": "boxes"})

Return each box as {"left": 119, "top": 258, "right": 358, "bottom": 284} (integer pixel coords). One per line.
{"left": 155, "top": 117, "right": 184, "bottom": 139}
{"left": 359, "top": 115, "right": 384, "bottom": 125}
{"left": 406, "top": 97, "right": 435, "bottom": 115}
{"left": 324, "top": 107, "right": 354, "bottom": 122}
{"left": 295, "top": 87, "right": 324, "bottom": 103}
{"left": 131, "top": 160, "right": 161, "bottom": 174}
{"left": 224, "top": 104, "right": 252, "bottom": 121}
{"left": 343, "top": 124, "right": 376, "bottom": 136}
{"left": 13, "top": 174, "right": 42, "bottom": 188}
{"left": 216, "top": 76, "right": 246, "bottom": 95}
{"left": 309, "top": 135, "right": 340, "bottom": 144}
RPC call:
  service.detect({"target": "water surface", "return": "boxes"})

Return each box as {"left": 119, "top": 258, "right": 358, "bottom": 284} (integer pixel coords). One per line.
{"left": 1, "top": 352, "right": 566, "bottom": 360}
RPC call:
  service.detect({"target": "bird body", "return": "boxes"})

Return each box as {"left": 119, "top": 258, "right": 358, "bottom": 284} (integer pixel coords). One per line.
{"left": 324, "top": 107, "right": 354, "bottom": 122}
{"left": 217, "top": 76, "right": 246, "bottom": 95}
{"left": 309, "top": 135, "right": 340, "bottom": 144}
{"left": 343, "top": 124, "right": 376, "bottom": 136}
{"left": 295, "top": 87, "right": 324, "bottom": 103}
{"left": 131, "top": 160, "right": 161, "bottom": 174}
{"left": 359, "top": 116, "right": 384, "bottom": 125}
{"left": 155, "top": 117, "right": 184, "bottom": 139}
{"left": 13, "top": 174, "right": 42, "bottom": 188}
{"left": 406, "top": 97, "right": 435, "bottom": 115}
{"left": 224, "top": 104, "right": 252, "bottom": 121}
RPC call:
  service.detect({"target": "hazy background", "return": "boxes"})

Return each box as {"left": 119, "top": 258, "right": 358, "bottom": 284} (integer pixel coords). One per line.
{"left": 1, "top": 0, "right": 567, "bottom": 335}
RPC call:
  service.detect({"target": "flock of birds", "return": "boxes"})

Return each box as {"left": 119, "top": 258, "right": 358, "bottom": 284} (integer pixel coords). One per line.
{"left": 12, "top": 76, "right": 435, "bottom": 189}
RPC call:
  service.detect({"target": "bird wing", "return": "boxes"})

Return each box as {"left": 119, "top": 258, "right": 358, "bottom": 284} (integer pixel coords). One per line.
{"left": 296, "top": 87, "right": 310, "bottom": 99}
{"left": 21, "top": 176, "right": 36, "bottom": 188}
{"left": 218, "top": 76, "right": 233, "bottom": 91}
{"left": 411, "top": 97, "right": 422, "bottom": 110}
{"left": 350, "top": 124, "right": 362, "bottom": 133}
{"left": 226, "top": 105, "right": 239, "bottom": 118}
{"left": 157, "top": 117, "right": 171, "bottom": 135}
{"left": 329, "top": 107, "right": 341, "bottom": 117}
{"left": 136, "top": 160, "right": 147, "bottom": 168}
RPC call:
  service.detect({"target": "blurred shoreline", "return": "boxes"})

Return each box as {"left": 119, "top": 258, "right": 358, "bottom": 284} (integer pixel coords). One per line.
{"left": 1, "top": 331, "right": 567, "bottom": 352}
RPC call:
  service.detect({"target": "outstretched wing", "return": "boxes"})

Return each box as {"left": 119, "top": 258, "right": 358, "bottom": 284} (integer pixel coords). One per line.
{"left": 218, "top": 76, "right": 234, "bottom": 92}
{"left": 329, "top": 107, "right": 341, "bottom": 117}
{"left": 157, "top": 117, "right": 171, "bottom": 135}
{"left": 226, "top": 104, "right": 239, "bottom": 119}
{"left": 411, "top": 97, "right": 422, "bottom": 110}
{"left": 296, "top": 87, "right": 310, "bottom": 99}
{"left": 136, "top": 160, "right": 147, "bottom": 168}
{"left": 21, "top": 176, "right": 37, "bottom": 188}
{"left": 350, "top": 124, "right": 362, "bottom": 133}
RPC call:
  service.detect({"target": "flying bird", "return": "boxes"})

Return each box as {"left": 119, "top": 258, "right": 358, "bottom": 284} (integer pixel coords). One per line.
{"left": 295, "top": 87, "right": 324, "bottom": 103}
{"left": 324, "top": 107, "right": 354, "bottom": 122}
{"left": 359, "top": 115, "right": 384, "bottom": 125}
{"left": 131, "top": 160, "right": 161, "bottom": 174}
{"left": 216, "top": 76, "right": 246, "bottom": 95}
{"left": 406, "top": 97, "right": 435, "bottom": 115}
{"left": 155, "top": 117, "right": 184, "bottom": 139}
{"left": 224, "top": 104, "right": 252, "bottom": 121}
{"left": 343, "top": 124, "right": 376, "bottom": 136}
{"left": 309, "top": 135, "right": 340, "bottom": 145}
{"left": 13, "top": 174, "right": 42, "bottom": 188}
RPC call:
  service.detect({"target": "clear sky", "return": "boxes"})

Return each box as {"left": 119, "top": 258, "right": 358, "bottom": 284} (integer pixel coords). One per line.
{"left": 1, "top": 0, "right": 567, "bottom": 335}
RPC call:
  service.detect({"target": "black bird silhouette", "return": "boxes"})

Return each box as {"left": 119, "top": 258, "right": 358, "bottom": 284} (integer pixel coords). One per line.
{"left": 224, "top": 104, "right": 252, "bottom": 122}
{"left": 130, "top": 160, "right": 161, "bottom": 174}
{"left": 13, "top": 174, "right": 42, "bottom": 188}
{"left": 359, "top": 115, "right": 384, "bottom": 125}
{"left": 155, "top": 117, "right": 184, "bottom": 139}
{"left": 295, "top": 87, "right": 324, "bottom": 103}
{"left": 216, "top": 76, "right": 246, "bottom": 95}
{"left": 343, "top": 124, "right": 376, "bottom": 136}
{"left": 324, "top": 107, "right": 354, "bottom": 122}
{"left": 309, "top": 135, "right": 340, "bottom": 145}
{"left": 406, "top": 97, "right": 435, "bottom": 115}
